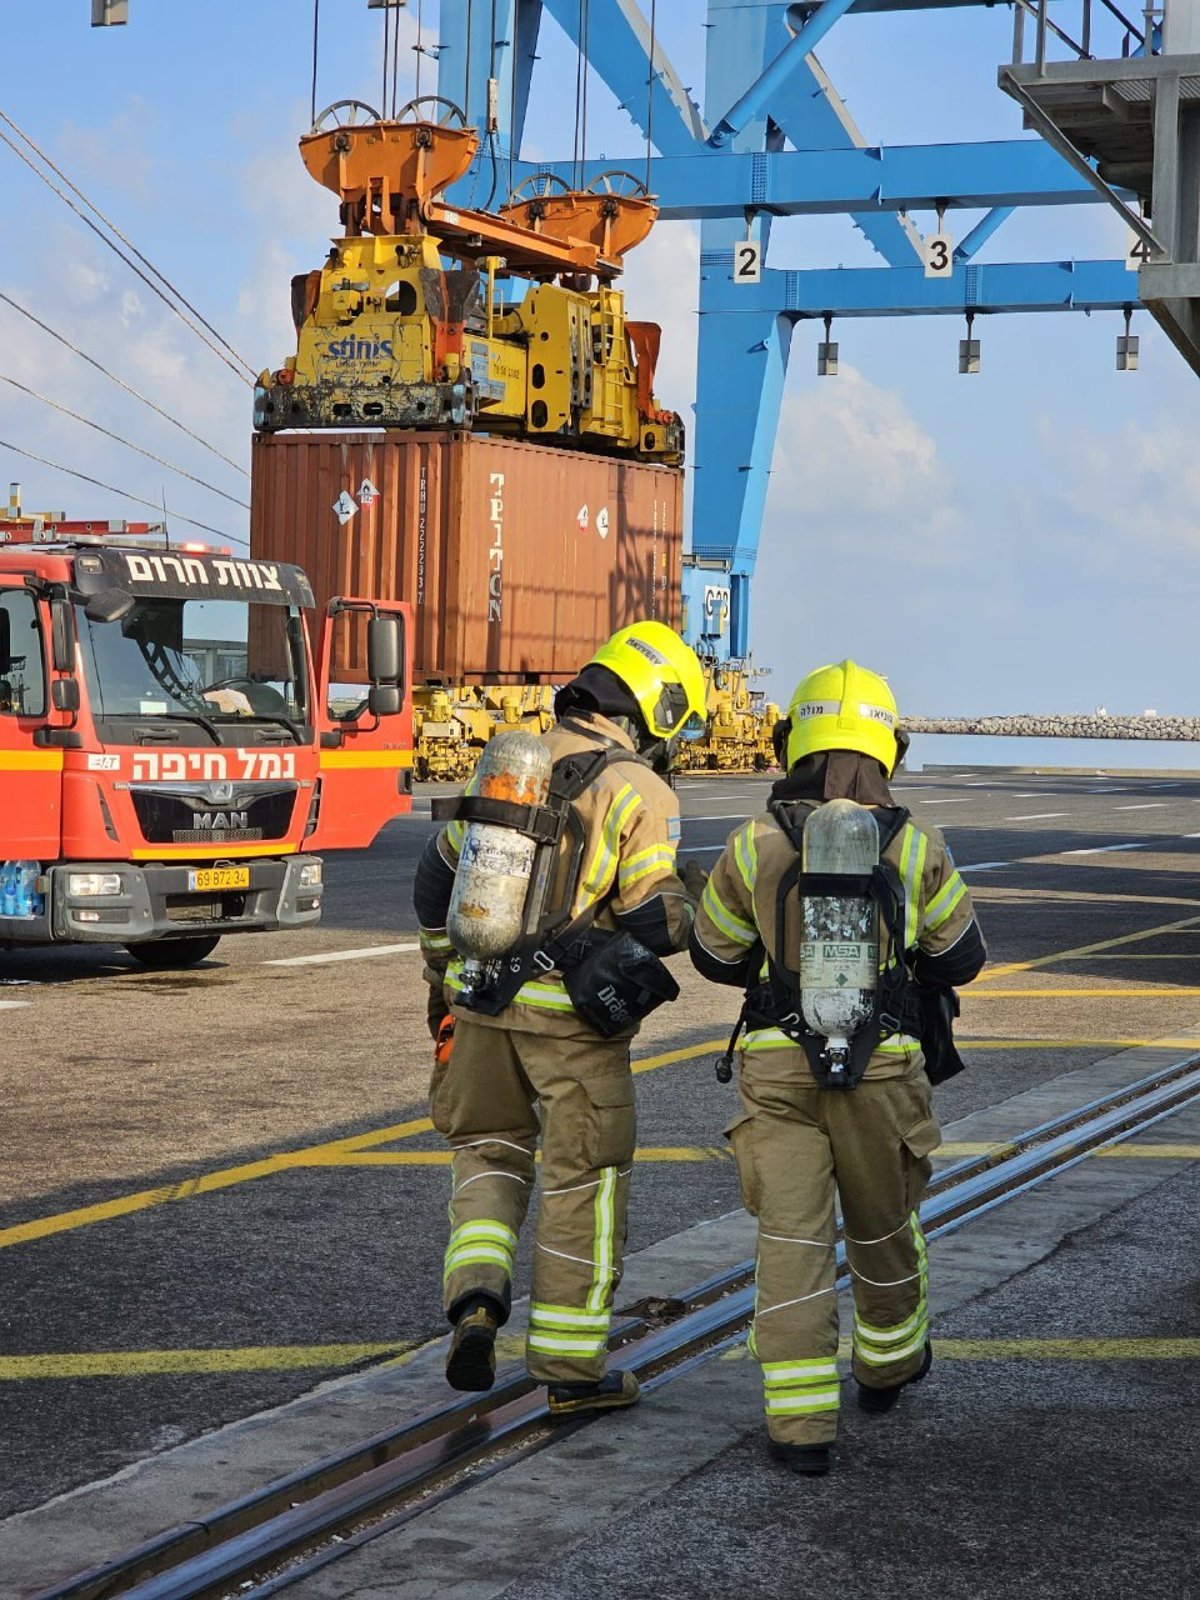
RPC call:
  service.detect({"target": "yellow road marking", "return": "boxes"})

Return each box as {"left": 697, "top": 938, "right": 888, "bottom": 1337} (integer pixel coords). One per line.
{"left": 7, "top": 1331, "right": 1197, "bottom": 1383}
{"left": 932, "top": 1338, "right": 1200, "bottom": 1361}
{"left": 966, "top": 988, "right": 1200, "bottom": 998}
{"left": 288, "top": 1145, "right": 733, "bottom": 1167}
{"left": 0, "top": 1043, "right": 722, "bottom": 1252}
{"left": 0, "top": 1342, "right": 419, "bottom": 1381}
{"left": 978, "top": 912, "right": 1200, "bottom": 982}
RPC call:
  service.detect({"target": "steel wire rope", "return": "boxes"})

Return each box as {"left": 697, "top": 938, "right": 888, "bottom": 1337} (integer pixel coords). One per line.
{"left": 0, "top": 290, "right": 248, "bottom": 477}
{"left": 0, "top": 115, "right": 255, "bottom": 385}
{"left": 0, "top": 374, "right": 250, "bottom": 510}
{"left": 484, "top": 0, "right": 501, "bottom": 208}
{"left": 580, "top": 0, "right": 591, "bottom": 186}
{"left": 573, "top": 0, "right": 585, "bottom": 188}
{"left": 415, "top": 0, "right": 424, "bottom": 101}
{"left": 310, "top": 0, "right": 320, "bottom": 126}
{"left": 0, "top": 436, "right": 248, "bottom": 547}
{"left": 509, "top": 0, "right": 519, "bottom": 194}
{"left": 382, "top": 0, "right": 391, "bottom": 122}
{"left": 391, "top": 0, "right": 402, "bottom": 117}
{"left": 646, "top": 0, "right": 657, "bottom": 192}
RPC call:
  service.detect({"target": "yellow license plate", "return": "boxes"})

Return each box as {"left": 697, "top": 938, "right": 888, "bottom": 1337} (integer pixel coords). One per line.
{"left": 187, "top": 867, "right": 250, "bottom": 893}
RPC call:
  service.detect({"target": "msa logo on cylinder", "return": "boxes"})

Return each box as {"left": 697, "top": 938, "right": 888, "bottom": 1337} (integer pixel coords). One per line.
{"left": 191, "top": 810, "right": 250, "bottom": 830}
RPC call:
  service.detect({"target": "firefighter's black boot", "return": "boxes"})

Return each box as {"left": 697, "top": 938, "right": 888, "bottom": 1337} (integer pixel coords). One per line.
{"left": 547, "top": 1370, "right": 641, "bottom": 1417}
{"left": 767, "top": 1438, "right": 832, "bottom": 1477}
{"left": 445, "top": 1294, "right": 503, "bottom": 1392}
{"left": 856, "top": 1340, "right": 933, "bottom": 1415}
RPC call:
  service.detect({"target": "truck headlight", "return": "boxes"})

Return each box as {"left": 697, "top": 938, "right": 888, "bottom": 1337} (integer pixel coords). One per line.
{"left": 299, "top": 862, "right": 323, "bottom": 888}
{"left": 68, "top": 872, "right": 124, "bottom": 897}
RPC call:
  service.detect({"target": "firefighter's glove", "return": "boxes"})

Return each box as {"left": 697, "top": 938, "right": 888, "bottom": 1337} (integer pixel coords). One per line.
{"left": 682, "top": 859, "right": 710, "bottom": 907}
{"left": 427, "top": 984, "right": 449, "bottom": 1041}
{"left": 434, "top": 1014, "right": 456, "bottom": 1068}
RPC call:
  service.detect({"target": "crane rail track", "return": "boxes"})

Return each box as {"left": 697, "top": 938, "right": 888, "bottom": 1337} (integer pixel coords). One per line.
{"left": 34, "top": 1052, "right": 1200, "bottom": 1600}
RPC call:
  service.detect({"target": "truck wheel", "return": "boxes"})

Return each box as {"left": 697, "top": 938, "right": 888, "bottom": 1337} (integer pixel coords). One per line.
{"left": 124, "top": 937, "right": 221, "bottom": 969}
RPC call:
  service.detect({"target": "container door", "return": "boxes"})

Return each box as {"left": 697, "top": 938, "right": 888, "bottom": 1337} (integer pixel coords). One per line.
{"left": 310, "top": 597, "right": 414, "bottom": 851}
{"left": 0, "top": 580, "right": 62, "bottom": 858}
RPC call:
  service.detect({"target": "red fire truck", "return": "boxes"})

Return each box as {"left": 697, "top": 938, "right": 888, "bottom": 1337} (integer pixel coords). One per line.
{"left": 0, "top": 520, "right": 411, "bottom": 967}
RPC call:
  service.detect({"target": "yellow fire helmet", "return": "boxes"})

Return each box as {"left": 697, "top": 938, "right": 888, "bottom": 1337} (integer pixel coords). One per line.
{"left": 589, "top": 620, "right": 708, "bottom": 741}
{"left": 783, "top": 659, "right": 901, "bottom": 773}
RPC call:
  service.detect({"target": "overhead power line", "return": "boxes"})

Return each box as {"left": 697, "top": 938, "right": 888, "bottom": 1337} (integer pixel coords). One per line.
{"left": 0, "top": 111, "right": 256, "bottom": 386}
{"left": 0, "top": 435, "right": 250, "bottom": 548}
{"left": 0, "top": 373, "right": 251, "bottom": 511}
{"left": 0, "top": 290, "right": 248, "bottom": 478}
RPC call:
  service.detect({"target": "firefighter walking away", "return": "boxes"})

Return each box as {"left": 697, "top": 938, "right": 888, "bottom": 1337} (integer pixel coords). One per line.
{"left": 690, "top": 660, "right": 986, "bottom": 1475}
{"left": 414, "top": 621, "right": 707, "bottom": 1416}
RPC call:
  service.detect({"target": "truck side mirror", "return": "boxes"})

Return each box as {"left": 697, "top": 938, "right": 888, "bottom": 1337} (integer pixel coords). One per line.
{"left": 367, "top": 615, "right": 403, "bottom": 688}
{"left": 368, "top": 683, "right": 403, "bottom": 718}
{"left": 50, "top": 597, "right": 77, "bottom": 673}
{"left": 51, "top": 678, "right": 81, "bottom": 714}
{"left": 0, "top": 607, "right": 10, "bottom": 675}
{"left": 84, "top": 589, "right": 135, "bottom": 624}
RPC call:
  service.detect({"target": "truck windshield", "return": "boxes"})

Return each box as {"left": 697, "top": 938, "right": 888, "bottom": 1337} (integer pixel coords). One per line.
{"left": 78, "top": 597, "right": 309, "bottom": 731}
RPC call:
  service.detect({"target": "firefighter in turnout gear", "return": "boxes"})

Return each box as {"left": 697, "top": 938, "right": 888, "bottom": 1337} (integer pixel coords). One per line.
{"left": 414, "top": 621, "right": 706, "bottom": 1416}
{"left": 689, "top": 660, "right": 986, "bottom": 1475}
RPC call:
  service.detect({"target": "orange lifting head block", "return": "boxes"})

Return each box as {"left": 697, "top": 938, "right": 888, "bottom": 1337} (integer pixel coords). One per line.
{"left": 299, "top": 99, "right": 479, "bottom": 235}
{"left": 499, "top": 191, "right": 658, "bottom": 264}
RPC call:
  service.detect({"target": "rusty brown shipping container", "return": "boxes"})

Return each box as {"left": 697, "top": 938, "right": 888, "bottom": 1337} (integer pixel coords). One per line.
{"left": 249, "top": 431, "right": 683, "bottom": 684}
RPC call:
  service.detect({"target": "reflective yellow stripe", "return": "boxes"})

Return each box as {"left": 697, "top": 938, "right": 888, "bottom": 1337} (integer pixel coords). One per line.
{"left": 733, "top": 822, "right": 758, "bottom": 894}
{"left": 923, "top": 870, "right": 966, "bottom": 934}
{"left": 420, "top": 930, "right": 452, "bottom": 952}
{"left": 444, "top": 1244, "right": 513, "bottom": 1276}
{"left": 701, "top": 877, "right": 757, "bottom": 948}
{"left": 449, "top": 1221, "right": 517, "bottom": 1249}
{"left": 742, "top": 1027, "right": 798, "bottom": 1052}
{"left": 618, "top": 842, "right": 676, "bottom": 893}
{"left": 527, "top": 1332, "right": 607, "bottom": 1356}
{"left": 580, "top": 783, "right": 641, "bottom": 907}
{"left": 762, "top": 1358, "right": 839, "bottom": 1382}
{"left": 586, "top": 1166, "right": 618, "bottom": 1314}
{"left": 530, "top": 1303, "right": 611, "bottom": 1330}
{"left": 764, "top": 1392, "right": 840, "bottom": 1415}
{"left": 514, "top": 980, "right": 576, "bottom": 1011}
{"left": 899, "top": 824, "right": 927, "bottom": 950}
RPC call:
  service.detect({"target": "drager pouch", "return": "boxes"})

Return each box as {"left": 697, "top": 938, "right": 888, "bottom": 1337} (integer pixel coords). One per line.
{"left": 563, "top": 931, "right": 680, "bottom": 1038}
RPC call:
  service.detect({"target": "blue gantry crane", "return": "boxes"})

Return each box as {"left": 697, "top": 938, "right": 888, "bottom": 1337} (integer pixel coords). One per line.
{"left": 433, "top": 0, "right": 1141, "bottom": 665}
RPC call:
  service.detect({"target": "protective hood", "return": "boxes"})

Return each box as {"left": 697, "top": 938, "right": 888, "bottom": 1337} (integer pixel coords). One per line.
{"left": 770, "top": 750, "right": 895, "bottom": 808}
{"left": 555, "top": 664, "right": 648, "bottom": 738}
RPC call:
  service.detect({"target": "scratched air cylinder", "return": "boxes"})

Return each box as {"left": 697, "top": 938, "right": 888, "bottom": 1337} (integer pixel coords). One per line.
{"left": 447, "top": 731, "right": 552, "bottom": 986}
{"left": 799, "top": 799, "right": 880, "bottom": 1085}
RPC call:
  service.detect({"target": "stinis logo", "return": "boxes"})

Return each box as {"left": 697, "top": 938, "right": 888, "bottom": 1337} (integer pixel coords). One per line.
{"left": 487, "top": 471, "right": 504, "bottom": 624}
{"left": 326, "top": 337, "right": 394, "bottom": 360}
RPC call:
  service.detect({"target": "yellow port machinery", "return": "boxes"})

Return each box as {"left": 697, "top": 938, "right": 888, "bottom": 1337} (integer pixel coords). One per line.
{"left": 675, "top": 662, "right": 780, "bottom": 774}
{"left": 413, "top": 684, "right": 555, "bottom": 784}
{"left": 254, "top": 98, "right": 683, "bottom": 466}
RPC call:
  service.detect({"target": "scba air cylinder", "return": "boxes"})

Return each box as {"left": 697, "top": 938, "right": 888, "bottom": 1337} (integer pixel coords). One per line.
{"left": 447, "top": 731, "right": 552, "bottom": 976}
{"left": 799, "top": 799, "right": 880, "bottom": 1083}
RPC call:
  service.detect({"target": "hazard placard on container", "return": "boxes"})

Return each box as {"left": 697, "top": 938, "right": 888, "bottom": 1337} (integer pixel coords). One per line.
{"left": 333, "top": 491, "right": 358, "bottom": 525}
{"left": 358, "top": 478, "right": 379, "bottom": 506}
{"left": 596, "top": 506, "right": 610, "bottom": 540}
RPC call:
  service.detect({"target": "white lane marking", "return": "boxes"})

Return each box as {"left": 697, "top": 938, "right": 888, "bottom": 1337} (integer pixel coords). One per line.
{"left": 1116, "top": 803, "right": 1169, "bottom": 811}
{"left": 266, "top": 943, "right": 421, "bottom": 967}
{"left": 686, "top": 814, "right": 752, "bottom": 822}
{"left": 919, "top": 798, "right": 972, "bottom": 805}
{"left": 679, "top": 845, "right": 721, "bottom": 856}
{"left": 958, "top": 861, "right": 1010, "bottom": 872}
{"left": 1064, "top": 841, "right": 1145, "bottom": 855}
{"left": 0, "top": 1000, "right": 31, "bottom": 1009}
{"left": 1007, "top": 812, "right": 1068, "bottom": 821}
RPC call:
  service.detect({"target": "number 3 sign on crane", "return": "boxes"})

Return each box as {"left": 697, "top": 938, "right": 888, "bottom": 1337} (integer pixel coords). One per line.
{"left": 924, "top": 231, "right": 954, "bottom": 278}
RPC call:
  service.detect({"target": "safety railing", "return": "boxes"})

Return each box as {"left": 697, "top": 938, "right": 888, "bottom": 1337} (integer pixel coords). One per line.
{"left": 1010, "top": 0, "right": 1161, "bottom": 69}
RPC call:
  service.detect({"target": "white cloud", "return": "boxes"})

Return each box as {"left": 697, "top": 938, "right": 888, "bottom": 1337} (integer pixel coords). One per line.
{"left": 770, "top": 362, "right": 962, "bottom": 554}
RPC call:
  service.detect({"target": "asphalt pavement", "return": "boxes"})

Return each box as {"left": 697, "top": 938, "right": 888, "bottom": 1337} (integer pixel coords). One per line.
{"left": 3, "top": 764, "right": 1200, "bottom": 1528}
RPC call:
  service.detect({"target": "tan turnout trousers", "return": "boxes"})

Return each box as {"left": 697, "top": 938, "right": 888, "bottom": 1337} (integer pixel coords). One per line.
{"left": 729, "top": 1056, "right": 941, "bottom": 1445}
{"left": 431, "top": 1016, "right": 636, "bottom": 1384}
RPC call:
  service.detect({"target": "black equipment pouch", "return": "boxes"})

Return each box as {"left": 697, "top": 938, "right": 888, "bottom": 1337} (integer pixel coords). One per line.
{"left": 915, "top": 984, "right": 967, "bottom": 1086}
{"left": 563, "top": 930, "right": 680, "bottom": 1038}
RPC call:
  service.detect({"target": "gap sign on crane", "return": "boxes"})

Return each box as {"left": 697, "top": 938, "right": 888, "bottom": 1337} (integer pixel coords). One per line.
{"left": 435, "top": 0, "right": 1140, "bottom": 667}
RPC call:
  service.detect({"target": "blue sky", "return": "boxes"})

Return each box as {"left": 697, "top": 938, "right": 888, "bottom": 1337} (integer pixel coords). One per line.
{"left": 0, "top": 2, "right": 1194, "bottom": 719}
